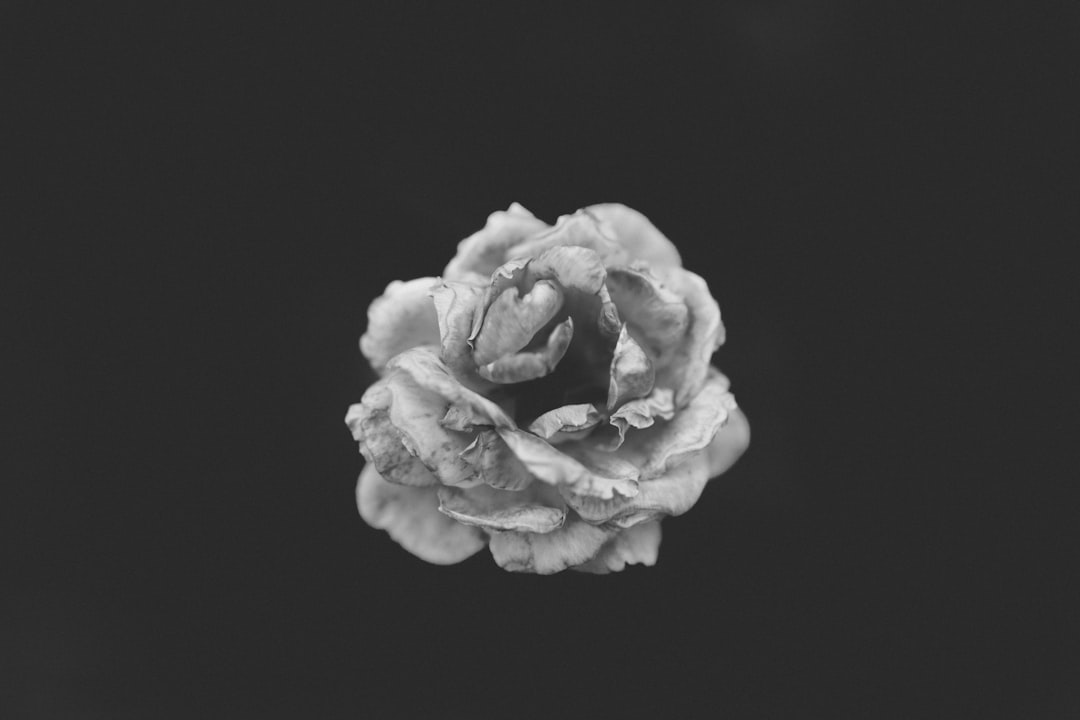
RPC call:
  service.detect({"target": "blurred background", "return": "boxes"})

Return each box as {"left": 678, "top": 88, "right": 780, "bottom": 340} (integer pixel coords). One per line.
{"left": 5, "top": 2, "right": 1076, "bottom": 717}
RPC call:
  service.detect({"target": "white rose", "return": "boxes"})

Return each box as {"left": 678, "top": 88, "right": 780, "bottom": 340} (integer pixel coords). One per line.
{"left": 346, "top": 203, "right": 750, "bottom": 573}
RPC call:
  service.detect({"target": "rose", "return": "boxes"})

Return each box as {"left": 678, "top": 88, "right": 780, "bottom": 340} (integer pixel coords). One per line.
{"left": 345, "top": 203, "right": 750, "bottom": 574}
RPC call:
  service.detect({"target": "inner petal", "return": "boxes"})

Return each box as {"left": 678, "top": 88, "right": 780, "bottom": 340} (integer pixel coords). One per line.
{"left": 508, "top": 289, "right": 617, "bottom": 427}
{"left": 472, "top": 280, "right": 564, "bottom": 366}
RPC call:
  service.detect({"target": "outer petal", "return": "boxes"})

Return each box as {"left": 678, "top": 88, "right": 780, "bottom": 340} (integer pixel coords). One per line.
{"left": 654, "top": 268, "right": 725, "bottom": 407}
{"left": 506, "top": 209, "right": 630, "bottom": 267}
{"left": 377, "top": 368, "right": 479, "bottom": 487}
{"left": 437, "top": 484, "right": 566, "bottom": 534}
{"left": 443, "top": 203, "right": 550, "bottom": 281}
{"left": 497, "top": 428, "right": 639, "bottom": 500}
{"left": 478, "top": 316, "right": 574, "bottom": 383}
{"left": 488, "top": 517, "right": 613, "bottom": 574}
{"left": 607, "top": 324, "right": 655, "bottom": 409}
{"left": 705, "top": 406, "right": 751, "bottom": 478}
{"left": 572, "top": 521, "right": 662, "bottom": 574}
{"left": 560, "top": 377, "right": 746, "bottom": 526}
{"left": 584, "top": 204, "right": 682, "bottom": 269}
{"left": 524, "top": 246, "right": 608, "bottom": 295}
{"left": 388, "top": 347, "right": 515, "bottom": 429}
{"left": 345, "top": 387, "right": 436, "bottom": 487}
{"left": 472, "top": 281, "right": 564, "bottom": 366}
{"left": 562, "top": 453, "right": 712, "bottom": 527}
{"left": 617, "top": 369, "right": 738, "bottom": 480}
{"left": 356, "top": 463, "right": 486, "bottom": 565}
{"left": 605, "top": 266, "right": 689, "bottom": 359}
{"left": 359, "top": 278, "right": 441, "bottom": 374}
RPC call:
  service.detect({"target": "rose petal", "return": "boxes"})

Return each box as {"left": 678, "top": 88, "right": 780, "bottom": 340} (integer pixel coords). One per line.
{"left": 345, "top": 387, "right": 436, "bottom": 487}
{"left": 468, "top": 257, "right": 532, "bottom": 343}
{"left": 488, "top": 517, "right": 613, "bottom": 574}
{"left": 605, "top": 266, "right": 689, "bottom": 358}
{"left": 583, "top": 204, "right": 682, "bottom": 269}
{"left": 524, "top": 246, "right": 608, "bottom": 295}
{"left": 356, "top": 463, "right": 486, "bottom": 565}
{"left": 478, "top": 316, "right": 573, "bottom": 383}
{"left": 506, "top": 209, "right": 630, "bottom": 267}
{"left": 472, "top": 281, "right": 564, "bottom": 366}
{"left": 374, "top": 368, "right": 481, "bottom": 487}
{"left": 443, "top": 203, "right": 550, "bottom": 281}
{"left": 459, "top": 429, "right": 533, "bottom": 491}
{"left": 497, "top": 428, "right": 639, "bottom": 500}
{"left": 607, "top": 324, "right": 655, "bottom": 409}
{"left": 527, "top": 403, "right": 603, "bottom": 443}
{"left": 359, "top": 278, "right": 442, "bottom": 374}
{"left": 617, "top": 369, "right": 736, "bottom": 480}
{"left": 599, "top": 386, "right": 676, "bottom": 451}
{"left": 430, "top": 280, "right": 486, "bottom": 376}
{"left": 562, "top": 452, "right": 712, "bottom": 527}
{"left": 595, "top": 284, "right": 623, "bottom": 340}
{"left": 387, "top": 347, "right": 515, "bottom": 429}
{"left": 572, "top": 521, "right": 662, "bottom": 574}
{"left": 705, "top": 406, "right": 750, "bottom": 478}
{"left": 654, "top": 268, "right": 725, "bottom": 407}
{"left": 437, "top": 484, "right": 566, "bottom": 533}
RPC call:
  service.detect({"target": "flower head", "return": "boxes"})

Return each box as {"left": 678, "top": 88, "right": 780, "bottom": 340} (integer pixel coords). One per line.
{"left": 346, "top": 203, "right": 749, "bottom": 573}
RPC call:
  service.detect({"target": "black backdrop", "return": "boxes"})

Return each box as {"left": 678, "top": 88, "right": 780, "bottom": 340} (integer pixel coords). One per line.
{"left": 7, "top": 3, "right": 1077, "bottom": 718}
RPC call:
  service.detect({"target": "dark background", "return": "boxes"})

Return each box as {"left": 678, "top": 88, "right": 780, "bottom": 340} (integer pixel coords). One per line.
{"left": 6, "top": 2, "right": 1077, "bottom": 718}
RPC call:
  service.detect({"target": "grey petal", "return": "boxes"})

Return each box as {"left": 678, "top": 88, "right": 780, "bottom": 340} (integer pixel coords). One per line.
{"left": 527, "top": 403, "right": 603, "bottom": 443}
{"left": 356, "top": 464, "right": 486, "bottom": 565}
{"left": 443, "top": 203, "right": 550, "bottom": 281}
{"left": 571, "top": 521, "right": 662, "bottom": 574}
{"left": 345, "top": 387, "right": 437, "bottom": 487}
{"left": 430, "top": 280, "right": 486, "bottom": 377}
{"left": 471, "top": 281, "right": 564, "bottom": 367}
{"left": 605, "top": 266, "right": 689, "bottom": 359}
{"left": 606, "top": 324, "right": 655, "bottom": 409}
{"left": 478, "top": 316, "right": 573, "bottom": 383}
{"left": 459, "top": 429, "right": 534, "bottom": 491}
{"left": 488, "top": 517, "right": 613, "bottom": 574}
{"left": 437, "top": 484, "right": 566, "bottom": 534}
{"left": 524, "top": 245, "right": 608, "bottom": 295}
{"left": 600, "top": 386, "right": 676, "bottom": 451}
{"left": 583, "top": 204, "right": 682, "bottom": 269}
{"left": 497, "top": 428, "right": 640, "bottom": 500}
{"left": 359, "top": 277, "right": 442, "bottom": 375}
{"left": 652, "top": 268, "right": 725, "bottom": 408}
{"left": 505, "top": 209, "right": 630, "bottom": 267}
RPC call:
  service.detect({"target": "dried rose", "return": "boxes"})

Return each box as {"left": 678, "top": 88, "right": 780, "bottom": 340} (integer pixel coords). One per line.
{"left": 345, "top": 203, "right": 750, "bottom": 574}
